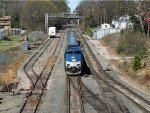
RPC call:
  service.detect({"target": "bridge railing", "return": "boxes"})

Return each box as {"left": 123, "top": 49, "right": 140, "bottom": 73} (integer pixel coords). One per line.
{"left": 47, "top": 12, "right": 80, "bottom": 18}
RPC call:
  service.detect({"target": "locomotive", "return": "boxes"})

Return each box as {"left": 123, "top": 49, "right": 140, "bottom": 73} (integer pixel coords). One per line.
{"left": 64, "top": 31, "right": 83, "bottom": 75}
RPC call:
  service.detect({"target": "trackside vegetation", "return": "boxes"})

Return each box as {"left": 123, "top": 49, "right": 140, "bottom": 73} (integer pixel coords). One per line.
{"left": 0, "top": 36, "right": 21, "bottom": 51}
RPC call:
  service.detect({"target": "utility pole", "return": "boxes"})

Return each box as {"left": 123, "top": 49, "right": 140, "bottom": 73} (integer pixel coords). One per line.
{"left": 147, "top": 21, "right": 150, "bottom": 38}
{"left": 45, "top": 13, "right": 48, "bottom": 32}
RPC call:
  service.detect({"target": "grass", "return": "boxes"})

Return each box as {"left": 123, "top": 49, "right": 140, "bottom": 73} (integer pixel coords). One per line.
{"left": 0, "top": 35, "right": 21, "bottom": 51}
{"left": 100, "top": 32, "right": 150, "bottom": 92}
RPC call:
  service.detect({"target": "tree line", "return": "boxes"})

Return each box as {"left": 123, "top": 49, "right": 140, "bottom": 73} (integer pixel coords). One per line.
{"left": 77, "top": 0, "right": 150, "bottom": 71}
{"left": 77, "top": 0, "right": 150, "bottom": 33}
{"left": 0, "top": 0, "right": 68, "bottom": 31}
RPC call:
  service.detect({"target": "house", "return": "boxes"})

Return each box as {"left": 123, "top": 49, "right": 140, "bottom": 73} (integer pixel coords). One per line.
{"left": 0, "top": 16, "right": 11, "bottom": 29}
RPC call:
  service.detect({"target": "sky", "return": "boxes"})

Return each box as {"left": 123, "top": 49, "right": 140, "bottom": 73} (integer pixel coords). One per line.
{"left": 67, "top": 0, "right": 81, "bottom": 12}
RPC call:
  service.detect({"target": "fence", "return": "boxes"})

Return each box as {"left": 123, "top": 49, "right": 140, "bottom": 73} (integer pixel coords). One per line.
{"left": 92, "top": 28, "right": 121, "bottom": 39}
{"left": 0, "top": 28, "right": 22, "bottom": 39}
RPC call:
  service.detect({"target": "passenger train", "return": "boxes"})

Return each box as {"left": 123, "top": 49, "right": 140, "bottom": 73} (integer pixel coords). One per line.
{"left": 64, "top": 31, "right": 83, "bottom": 75}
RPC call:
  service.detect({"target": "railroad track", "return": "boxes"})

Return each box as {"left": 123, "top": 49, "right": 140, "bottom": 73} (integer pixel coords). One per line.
{"left": 76, "top": 26, "right": 150, "bottom": 112}
{"left": 66, "top": 27, "right": 111, "bottom": 113}
{"left": 66, "top": 76, "right": 112, "bottom": 113}
{"left": 66, "top": 76, "right": 85, "bottom": 113}
{"left": 1, "top": 38, "right": 52, "bottom": 93}
{"left": 19, "top": 30, "right": 65, "bottom": 113}
{"left": 76, "top": 27, "right": 128, "bottom": 113}
{"left": 24, "top": 38, "right": 53, "bottom": 89}
{"left": 79, "top": 77, "right": 112, "bottom": 113}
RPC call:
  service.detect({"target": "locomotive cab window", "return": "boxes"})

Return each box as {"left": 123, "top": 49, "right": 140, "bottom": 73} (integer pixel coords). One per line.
{"left": 74, "top": 51, "right": 81, "bottom": 54}
{"left": 66, "top": 51, "right": 73, "bottom": 54}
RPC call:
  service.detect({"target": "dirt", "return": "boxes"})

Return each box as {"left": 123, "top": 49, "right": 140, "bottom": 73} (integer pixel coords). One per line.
{"left": 99, "top": 39, "right": 150, "bottom": 93}
{"left": 0, "top": 54, "right": 26, "bottom": 84}
{"left": 26, "top": 96, "right": 38, "bottom": 108}
{"left": 0, "top": 33, "right": 48, "bottom": 85}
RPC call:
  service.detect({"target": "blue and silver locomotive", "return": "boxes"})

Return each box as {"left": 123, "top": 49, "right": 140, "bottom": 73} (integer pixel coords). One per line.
{"left": 64, "top": 31, "right": 83, "bottom": 75}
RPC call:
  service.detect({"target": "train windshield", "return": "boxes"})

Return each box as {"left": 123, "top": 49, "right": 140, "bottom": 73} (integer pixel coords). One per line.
{"left": 66, "top": 51, "right": 81, "bottom": 55}
{"left": 66, "top": 51, "right": 73, "bottom": 54}
{"left": 74, "top": 51, "right": 81, "bottom": 54}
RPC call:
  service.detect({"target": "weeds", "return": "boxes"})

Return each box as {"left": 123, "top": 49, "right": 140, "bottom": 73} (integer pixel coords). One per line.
{"left": 85, "top": 26, "right": 93, "bottom": 36}
{"left": 132, "top": 56, "right": 142, "bottom": 71}
{"left": 116, "top": 29, "right": 147, "bottom": 56}
{"left": 0, "top": 35, "right": 21, "bottom": 51}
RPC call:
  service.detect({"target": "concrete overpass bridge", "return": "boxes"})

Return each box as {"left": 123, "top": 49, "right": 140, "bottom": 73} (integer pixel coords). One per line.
{"left": 45, "top": 12, "right": 81, "bottom": 32}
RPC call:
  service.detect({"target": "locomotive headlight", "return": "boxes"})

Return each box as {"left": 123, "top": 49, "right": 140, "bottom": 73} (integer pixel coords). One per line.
{"left": 77, "top": 61, "right": 81, "bottom": 64}
{"left": 72, "top": 59, "right": 76, "bottom": 62}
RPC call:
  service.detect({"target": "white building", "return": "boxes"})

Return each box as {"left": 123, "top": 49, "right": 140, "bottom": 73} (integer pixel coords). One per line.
{"left": 93, "top": 23, "right": 121, "bottom": 39}
{"left": 93, "top": 15, "right": 133, "bottom": 39}
{"left": 112, "top": 15, "right": 132, "bottom": 29}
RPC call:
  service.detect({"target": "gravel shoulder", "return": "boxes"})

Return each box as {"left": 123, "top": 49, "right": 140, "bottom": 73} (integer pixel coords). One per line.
{"left": 37, "top": 31, "right": 67, "bottom": 113}
{"left": 0, "top": 93, "right": 25, "bottom": 113}
{"left": 83, "top": 34, "right": 150, "bottom": 103}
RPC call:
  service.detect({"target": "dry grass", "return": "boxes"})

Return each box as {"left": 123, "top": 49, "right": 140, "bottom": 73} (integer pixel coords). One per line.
{"left": 0, "top": 54, "right": 26, "bottom": 84}
{"left": 112, "top": 58, "right": 150, "bottom": 93}
{"left": 26, "top": 96, "right": 38, "bottom": 108}
{"left": 48, "top": 56, "right": 56, "bottom": 67}
{"left": 100, "top": 33, "right": 120, "bottom": 47}
{"left": 108, "top": 47, "right": 150, "bottom": 93}
{"left": 99, "top": 34, "right": 150, "bottom": 93}
{"left": 100, "top": 39, "right": 118, "bottom": 56}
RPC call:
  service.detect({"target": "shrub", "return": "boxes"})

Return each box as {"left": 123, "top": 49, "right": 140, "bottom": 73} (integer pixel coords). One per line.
{"left": 138, "top": 46, "right": 148, "bottom": 59}
{"left": 116, "top": 43, "right": 126, "bottom": 54}
{"left": 116, "top": 29, "right": 147, "bottom": 55}
{"left": 85, "top": 26, "right": 93, "bottom": 36}
{"left": 132, "top": 55, "right": 142, "bottom": 71}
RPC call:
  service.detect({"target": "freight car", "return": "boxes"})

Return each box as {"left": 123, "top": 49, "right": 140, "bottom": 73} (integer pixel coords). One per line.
{"left": 64, "top": 31, "right": 83, "bottom": 75}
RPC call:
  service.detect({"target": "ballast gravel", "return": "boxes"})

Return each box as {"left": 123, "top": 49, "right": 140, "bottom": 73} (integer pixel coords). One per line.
{"left": 37, "top": 31, "right": 67, "bottom": 113}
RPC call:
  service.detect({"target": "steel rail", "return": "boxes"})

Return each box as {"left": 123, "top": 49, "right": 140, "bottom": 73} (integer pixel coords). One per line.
{"left": 33, "top": 30, "right": 66, "bottom": 113}
{"left": 67, "top": 76, "right": 71, "bottom": 113}
{"left": 77, "top": 77, "right": 85, "bottom": 113}
{"left": 76, "top": 26, "right": 150, "bottom": 112}
{"left": 20, "top": 30, "right": 65, "bottom": 113}
{"left": 24, "top": 38, "right": 53, "bottom": 89}
{"left": 20, "top": 38, "right": 55, "bottom": 113}
{"left": 68, "top": 77, "right": 85, "bottom": 113}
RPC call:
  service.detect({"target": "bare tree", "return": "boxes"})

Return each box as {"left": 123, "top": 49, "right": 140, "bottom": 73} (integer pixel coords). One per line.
{"left": 21, "top": 1, "right": 68, "bottom": 31}
{"left": 77, "top": 0, "right": 127, "bottom": 28}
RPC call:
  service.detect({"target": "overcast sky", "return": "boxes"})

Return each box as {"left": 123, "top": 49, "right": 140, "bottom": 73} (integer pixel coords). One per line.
{"left": 67, "top": 0, "right": 81, "bottom": 12}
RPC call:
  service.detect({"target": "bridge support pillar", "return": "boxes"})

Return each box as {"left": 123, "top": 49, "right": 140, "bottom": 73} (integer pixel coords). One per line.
{"left": 77, "top": 19, "right": 80, "bottom": 25}
{"left": 45, "top": 13, "right": 48, "bottom": 32}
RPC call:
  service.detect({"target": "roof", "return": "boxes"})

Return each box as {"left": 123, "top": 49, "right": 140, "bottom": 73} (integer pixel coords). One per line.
{"left": 67, "top": 31, "right": 78, "bottom": 46}
{"left": 66, "top": 47, "right": 81, "bottom": 52}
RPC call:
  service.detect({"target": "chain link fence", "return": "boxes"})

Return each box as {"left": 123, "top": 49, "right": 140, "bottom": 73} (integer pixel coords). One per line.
{"left": 0, "top": 28, "right": 23, "bottom": 39}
